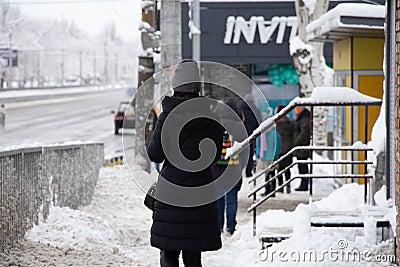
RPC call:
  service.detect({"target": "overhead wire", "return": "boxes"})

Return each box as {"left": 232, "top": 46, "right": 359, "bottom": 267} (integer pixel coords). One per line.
{"left": 0, "top": 0, "right": 130, "bottom": 5}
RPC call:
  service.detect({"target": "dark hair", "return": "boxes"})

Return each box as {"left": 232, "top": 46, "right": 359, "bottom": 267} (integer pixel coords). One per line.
{"left": 277, "top": 105, "right": 285, "bottom": 113}
{"left": 225, "top": 100, "right": 243, "bottom": 120}
{"left": 173, "top": 91, "right": 199, "bottom": 99}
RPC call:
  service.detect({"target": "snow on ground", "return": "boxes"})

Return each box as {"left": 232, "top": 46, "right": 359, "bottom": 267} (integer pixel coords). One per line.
{"left": 3, "top": 163, "right": 393, "bottom": 266}
{"left": 26, "top": 166, "right": 158, "bottom": 266}
{"left": 225, "top": 183, "right": 394, "bottom": 266}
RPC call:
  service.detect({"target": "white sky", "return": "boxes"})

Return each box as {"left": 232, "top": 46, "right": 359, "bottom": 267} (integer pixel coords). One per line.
{"left": 18, "top": 0, "right": 141, "bottom": 42}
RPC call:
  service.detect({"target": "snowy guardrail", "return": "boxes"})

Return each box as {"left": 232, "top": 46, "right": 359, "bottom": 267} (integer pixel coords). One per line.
{"left": 0, "top": 84, "right": 123, "bottom": 104}
{"left": 0, "top": 142, "right": 104, "bottom": 253}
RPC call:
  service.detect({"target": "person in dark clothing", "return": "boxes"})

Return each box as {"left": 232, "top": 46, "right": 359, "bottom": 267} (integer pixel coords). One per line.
{"left": 293, "top": 106, "right": 311, "bottom": 191}
{"left": 147, "top": 59, "right": 224, "bottom": 267}
{"left": 211, "top": 100, "right": 247, "bottom": 236}
{"left": 276, "top": 105, "right": 294, "bottom": 193}
{"left": 240, "top": 94, "right": 261, "bottom": 177}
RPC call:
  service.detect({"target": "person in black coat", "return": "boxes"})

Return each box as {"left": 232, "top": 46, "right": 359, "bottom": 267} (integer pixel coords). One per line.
{"left": 147, "top": 59, "right": 224, "bottom": 267}
{"left": 211, "top": 100, "right": 247, "bottom": 236}
{"left": 276, "top": 105, "right": 294, "bottom": 193}
{"left": 293, "top": 106, "right": 311, "bottom": 191}
{"left": 240, "top": 94, "right": 261, "bottom": 177}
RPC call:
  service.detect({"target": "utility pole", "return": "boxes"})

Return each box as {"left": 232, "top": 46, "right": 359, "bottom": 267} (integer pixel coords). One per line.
{"left": 104, "top": 40, "right": 108, "bottom": 84}
{"left": 160, "top": 0, "right": 182, "bottom": 70}
{"left": 8, "top": 32, "right": 12, "bottom": 87}
{"left": 61, "top": 48, "right": 64, "bottom": 86}
{"left": 192, "top": 0, "right": 200, "bottom": 61}
{"left": 36, "top": 51, "right": 40, "bottom": 86}
{"left": 114, "top": 53, "right": 118, "bottom": 83}
{"left": 93, "top": 50, "right": 96, "bottom": 84}
{"left": 79, "top": 50, "right": 83, "bottom": 85}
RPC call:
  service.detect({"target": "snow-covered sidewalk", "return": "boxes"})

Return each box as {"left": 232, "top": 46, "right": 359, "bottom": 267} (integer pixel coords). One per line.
{"left": 1, "top": 164, "right": 395, "bottom": 266}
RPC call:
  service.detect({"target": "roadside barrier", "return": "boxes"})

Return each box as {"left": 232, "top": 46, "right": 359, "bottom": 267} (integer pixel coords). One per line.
{"left": 0, "top": 142, "right": 104, "bottom": 253}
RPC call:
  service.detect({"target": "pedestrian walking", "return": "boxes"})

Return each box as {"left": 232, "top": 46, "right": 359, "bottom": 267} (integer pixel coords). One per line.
{"left": 240, "top": 94, "right": 261, "bottom": 177}
{"left": 147, "top": 59, "right": 224, "bottom": 267}
{"left": 293, "top": 106, "right": 311, "bottom": 191}
{"left": 275, "top": 105, "right": 294, "bottom": 193}
{"left": 255, "top": 108, "right": 281, "bottom": 197}
{"left": 212, "top": 100, "right": 247, "bottom": 236}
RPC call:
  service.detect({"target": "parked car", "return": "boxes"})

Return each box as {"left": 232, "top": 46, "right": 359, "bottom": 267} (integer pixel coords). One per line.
{"left": 113, "top": 101, "right": 135, "bottom": 135}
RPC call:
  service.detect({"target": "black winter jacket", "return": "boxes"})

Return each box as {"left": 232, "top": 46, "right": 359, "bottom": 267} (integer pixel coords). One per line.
{"left": 240, "top": 101, "right": 261, "bottom": 135}
{"left": 277, "top": 116, "right": 294, "bottom": 156}
{"left": 147, "top": 96, "right": 224, "bottom": 251}
{"left": 293, "top": 109, "right": 311, "bottom": 159}
{"left": 277, "top": 116, "right": 295, "bottom": 168}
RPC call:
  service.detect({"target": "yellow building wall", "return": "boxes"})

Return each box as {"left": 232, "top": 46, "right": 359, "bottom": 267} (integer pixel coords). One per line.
{"left": 333, "top": 37, "right": 384, "bottom": 178}
{"left": 358, "top": 75, "right": 384, "bottom": 175}
{"left": 333, "top": 38, "right": 351, "bottom": 71}
{"left": 353, "top": 38, "right": 384, "bottom": 70}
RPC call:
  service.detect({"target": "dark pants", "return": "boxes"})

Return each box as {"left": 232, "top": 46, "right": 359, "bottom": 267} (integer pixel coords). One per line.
{"left": 245, "top": 143, "right": 255, "bottom": 177}
{"left": 277, "top": 156, "right": 292, "bottom": 192}
{"left": 217, "top": 187, "right": 239, "bottom": 231}
{"left": 264, "top": 171, "right": 276, "bottom": 194}
{"left": 297, "top": 162, "right": 309, "bottom": 189}
{"left": 160, "top": 250, "right": 202, "bottom": 267}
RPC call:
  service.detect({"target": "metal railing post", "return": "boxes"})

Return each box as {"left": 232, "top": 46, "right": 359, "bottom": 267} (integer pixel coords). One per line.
{"left": 310, "top": 106, "right": 313, "bottom": 197}
{"left": 253, "top": 177, "right": 257, "bottom": 237}
{"left": 364, "top": 104, "right": 368, "bottom": 203}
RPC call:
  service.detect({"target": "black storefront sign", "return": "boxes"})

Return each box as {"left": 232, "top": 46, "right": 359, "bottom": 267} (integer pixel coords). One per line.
{"left": 0, "top": 49, "right": 18, "bottom": 67}
{"left": 182, "top": 1, "right": 333, "bottom": 65}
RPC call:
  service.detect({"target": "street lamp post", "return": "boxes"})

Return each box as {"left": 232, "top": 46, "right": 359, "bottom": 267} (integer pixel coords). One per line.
{"left": 8, "top": 31, "right": 12, "bottom": 87}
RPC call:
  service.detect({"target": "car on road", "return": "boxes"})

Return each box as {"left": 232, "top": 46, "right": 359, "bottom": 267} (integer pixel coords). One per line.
{"left": 113, "top": 101, "right": 135, "bottom": 134}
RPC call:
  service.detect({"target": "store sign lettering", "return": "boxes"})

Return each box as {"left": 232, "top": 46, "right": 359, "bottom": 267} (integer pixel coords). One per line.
{"left": 223, "top": 16, "right": 298, "bottom": 45}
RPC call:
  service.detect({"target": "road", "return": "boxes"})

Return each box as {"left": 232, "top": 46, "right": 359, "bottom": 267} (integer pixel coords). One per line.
{"left": 0, "top": 88, "right": 132, "bottom": 157}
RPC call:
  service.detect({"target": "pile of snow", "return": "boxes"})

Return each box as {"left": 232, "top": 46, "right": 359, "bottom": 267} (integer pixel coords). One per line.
{"left": 25, "top": 165, "right": 158, "bottom": 262}
{"left": 26, "top": 206, "right": 122, "bottom": 251}
{"left": 313, "top": 183, "right": 364, "bottom": 211}
{"left": 230, "top": 183, "right": 394, "bottom": 266}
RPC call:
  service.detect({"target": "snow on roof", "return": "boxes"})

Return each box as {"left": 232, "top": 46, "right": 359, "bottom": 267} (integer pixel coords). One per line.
{"left": 309, "top": 87, "right": 382, "bottom": 104}
{"left": 306, "top": 3, "right": 385, "bottom": 41}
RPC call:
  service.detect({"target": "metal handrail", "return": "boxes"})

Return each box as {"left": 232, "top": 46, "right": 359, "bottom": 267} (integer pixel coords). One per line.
{"left": 247, "top": 145, "right": 374, "bottom": 236}
{"left": 247, "top": 145, "right": 373, "bottom": 184}
{"left": 222, "top": 92, "right": 382, "bottom": 237}
{"left": 225, "top": 96, "right": 381, "bottom": 160}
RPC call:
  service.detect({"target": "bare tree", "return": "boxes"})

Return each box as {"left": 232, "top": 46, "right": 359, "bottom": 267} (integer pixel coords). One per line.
{"left": 291, "top": 0, "right": 333, "bottom": 148}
